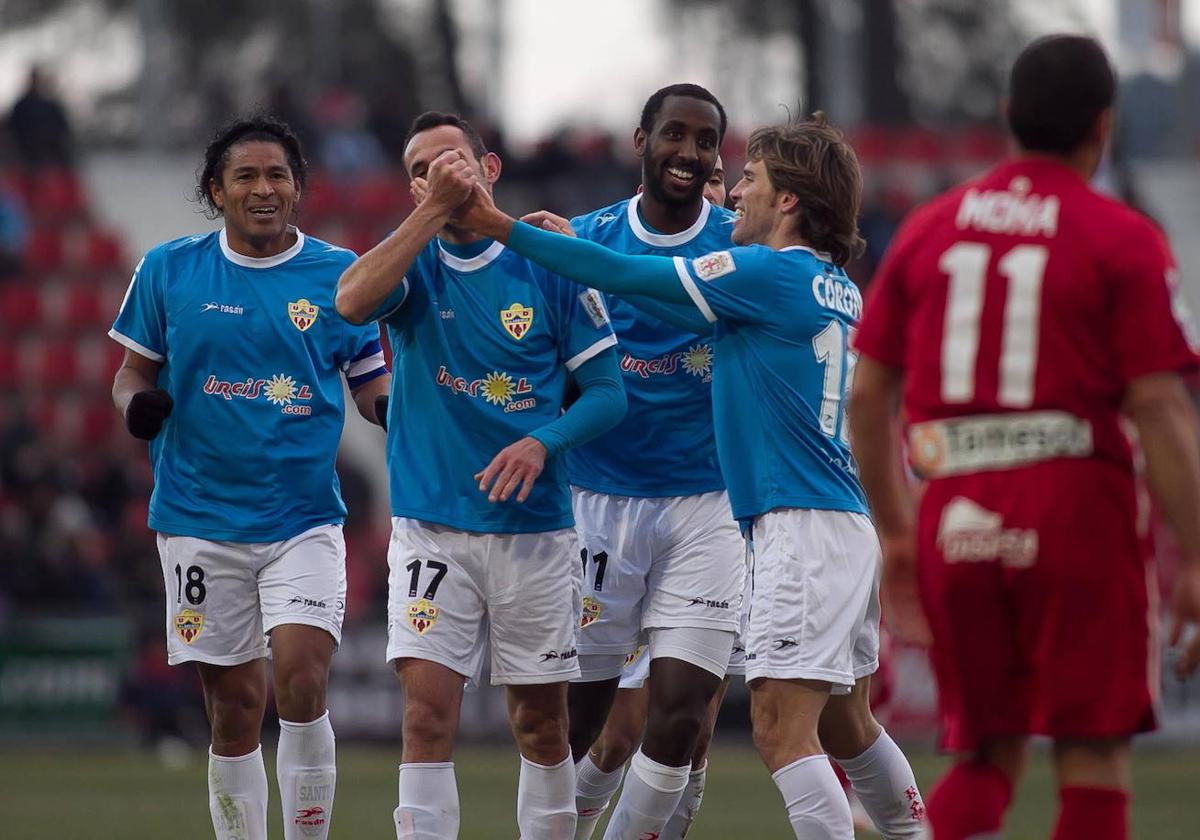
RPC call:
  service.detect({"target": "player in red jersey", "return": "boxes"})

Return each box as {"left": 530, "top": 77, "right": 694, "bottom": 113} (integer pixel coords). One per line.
{"left": 850, "top": 34, "right": 1200, "bottom": 840}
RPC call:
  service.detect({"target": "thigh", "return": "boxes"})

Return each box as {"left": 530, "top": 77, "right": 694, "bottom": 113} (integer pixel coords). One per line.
{"left": 643, "top": 491, "right": 744, "bottom": 634}
{"left": 486, "top": 528, "right": 582, "bottom": 684}
{"left": 385, "top": 518, "right": 487, "bottom": 680}
{"left": 259, "top": 524, "right": 347, "bottom": 644}
{"left": 573, "top": 489, "right": 649, "bottom": 656}
{"left": 744, "top": 509, "right": 877, "bottom": 692}
{"left": 919, "top": 461, "right": 1155, "bottom": 751}
{"left": 157, "top": 533, "right": 266, "bottom": 666}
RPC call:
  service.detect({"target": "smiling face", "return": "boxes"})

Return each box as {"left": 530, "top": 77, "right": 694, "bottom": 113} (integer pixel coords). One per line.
{"left": 637, "top": 95, "right": 722, "bottom": 207}
{"left": 209, "top": 140, "right": 299, "bottom": 257}
{"left": 728, "top": 157, "right": 780, "bottom": 246}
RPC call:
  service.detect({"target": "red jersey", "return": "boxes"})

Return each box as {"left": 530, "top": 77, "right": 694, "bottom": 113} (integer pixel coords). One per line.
{"left": 855, "top": 157, "right": 1198, "bottom": 478}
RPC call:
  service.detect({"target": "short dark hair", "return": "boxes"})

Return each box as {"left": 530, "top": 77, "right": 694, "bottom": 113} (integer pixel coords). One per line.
{"left": 195, "top": 115, "right": 306, "bottom": 219}
{"left": 1007, "top": 34, "right": 1115, "bottom": 155}
{"left": 746, "top": 112, "right": 865, "bottom": 267}
{"left": 403, "top": 111, "right": 488, "bottom": 160}
{"left": 640, "top": 84, "right": 727, "bottom": 142}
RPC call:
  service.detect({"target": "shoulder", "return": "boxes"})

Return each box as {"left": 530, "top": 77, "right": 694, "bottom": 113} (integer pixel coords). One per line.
{"left": 298, "top": 233, "right": 359, "bottom": 270}
{"left": 571, "top": 199, "right": 631, "bottom": 240}
{"left": 139, "top": 231, "right": 217, "bottom": 274}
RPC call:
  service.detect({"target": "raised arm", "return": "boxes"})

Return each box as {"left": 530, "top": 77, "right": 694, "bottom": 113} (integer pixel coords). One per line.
{"left": 458, "top": 185, "right": 690, "bottom": 304}
{"left": 335, "top": 150, "right": 477, "bottom": 324}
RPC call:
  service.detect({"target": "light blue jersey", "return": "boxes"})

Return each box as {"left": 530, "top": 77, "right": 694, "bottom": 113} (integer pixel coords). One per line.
{"left": 568, "top": 195, "right": 734, "bottom": 497}
{"left": 369, "top": 238, "right": 618, "bottom": 534}
{"left": 110, "top": 228, "right": 387, "bottom": 542}
{"left": 675, "top": 245, "right": 868, "bottom": 522}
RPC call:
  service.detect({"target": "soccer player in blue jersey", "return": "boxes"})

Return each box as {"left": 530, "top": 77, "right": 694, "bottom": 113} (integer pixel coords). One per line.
{"left": 536, "top": 84, "right": 745, "bottom": 840}
{"left": 455, "top": 113, "right": 926, "bottom": 838}
{"left": 334, "top": 112, "right": 626, "bottom": 840}
{"left": 110, "top": 116, "right": 390, "bottom": 840}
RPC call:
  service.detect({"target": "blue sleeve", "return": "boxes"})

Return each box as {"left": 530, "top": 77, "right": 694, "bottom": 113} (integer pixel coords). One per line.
{"left": 553, "top": 278, "right": 619, "bottom": 372}
{"left": 353, "top": 239, "right": 432, "bottom": 324}
{"left": 508, "top": 221, "right": 690, "bottom": 303}
{"left": 617, "top": 293, "right": 714, "bottom": 335}
{"left": 109, "top": 250, "right": 167, "bottom": 361}
{"left": 528, "top": 348, "right": 626, "bottom": 457}
{"left": 675, "top": 245, "right": 782, "bottom": 325}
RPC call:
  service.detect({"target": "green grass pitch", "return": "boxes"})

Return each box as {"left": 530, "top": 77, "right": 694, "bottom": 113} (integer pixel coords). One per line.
{"left": 4, "top": 741, "right": 1199, "bottom": 837}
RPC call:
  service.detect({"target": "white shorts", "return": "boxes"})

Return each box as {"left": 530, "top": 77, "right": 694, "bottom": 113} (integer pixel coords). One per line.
{"left": 157, "top": 524, "right": 346, "bottom": 667}
{"left": 573, "top": 489, "right": 744, "bottom": 662}
{"left": 743, "top": 508, "right": 880, "bottom": 692}
{"left": 385, "top": 517, "right": 583, "bottom": 685}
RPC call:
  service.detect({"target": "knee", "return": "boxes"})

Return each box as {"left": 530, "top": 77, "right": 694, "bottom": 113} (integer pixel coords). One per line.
{"left": 643, "top": 692, "right": 707, "bottom": 765}
{"left": 511, "top": 701, "right": 569, "bottom": 757}
{"left": 208, "top": 683, "right": 266, "bottom": 743}
{"left": 403, "top": 697, "right": 459, "bottom": 752}
{"left": 593, "top": 726, "right": 640, "bottom": 772}
{"left": 274, "top": 666, "right": 328, "bottom": 721}
{"left": 750, "top": 700, "right": 819, "bottom": 769}
{"left": 818, "top": 705, "right": 879, "bottom": 761}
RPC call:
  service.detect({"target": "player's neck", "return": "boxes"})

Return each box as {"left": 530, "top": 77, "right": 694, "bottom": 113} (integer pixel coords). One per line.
{"left": 226, "top": 227, "right": 297, "bottom": 259}
{"left": 437, "top": 227, "right": 488, "bottom": 247}
{"left": 637, "top": 192, "right": 704, "bottom": 235}
{"left": 1015, "top": 147, "right": 1101, "bottom": 182}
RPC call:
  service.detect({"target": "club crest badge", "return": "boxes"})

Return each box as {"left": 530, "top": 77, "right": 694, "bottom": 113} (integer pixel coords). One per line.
{"left": 580, "top": 596, "right": 601, "bottom": 629}
{"left": 623, "top": 644, "right": 645, "bottom": 668}
{"left": 500, "top": 302, "right": 534, "bottom": 341}
{"left": 175, "top": 609, "right": 205, "bottom": 644}
{"left": 408, "top": 599, "right": 439, "bottom": 635}
{"left": 288, "top": 298, "right": 320, "bottom": 332}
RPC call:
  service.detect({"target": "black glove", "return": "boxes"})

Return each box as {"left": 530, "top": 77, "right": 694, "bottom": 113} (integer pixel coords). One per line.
{"left": 374, "top": 394, "right": 389, "bottom": 431}
{"left": 125, "top": 389, "right": 173, "bottom": 440}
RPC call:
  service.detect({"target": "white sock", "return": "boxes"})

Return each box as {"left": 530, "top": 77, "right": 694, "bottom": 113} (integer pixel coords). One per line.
{"left": 518, "top": 754, "right": 577, "bottom": 839}
{"left": 602, "top": 749, "right": 689, "bottom": 840}
{"left": 834, "top": 729, "right": 926, "bottom": 837}
{"left": 661, "top": 762, "right": 707, "bottom": 839}
{"left": 209, "top": 745, "right": 269, "bottom": 840}
{"left": 574, "top": 754, "right": 625, "bottom": 840}
{"left": 395, "top": 762, "right": 459, "bottom": 839}
{"left": 278, "top": 711, "right": 337, "bottom": 840}
{"left": 772, "top": 754, "right": 854, "bottom": 839}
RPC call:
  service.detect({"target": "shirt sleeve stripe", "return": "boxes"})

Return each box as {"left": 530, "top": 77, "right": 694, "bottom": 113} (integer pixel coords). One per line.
{"left": 377, "top": 277, "right": 411, "bottom": 321}
{"left": 108, "top": 328, "right": 165, "bottom": 363}
{"left": 345, "top": 349, "right": 387, "bottom": 379}
{"left": 564, "top": 334, "right": 619, "bottom": 372}
{"left": 673, "top": 256, "right": 718, "bottom": 324}
{"left": 346, "top": 365, "right": 389, "bottom": 390}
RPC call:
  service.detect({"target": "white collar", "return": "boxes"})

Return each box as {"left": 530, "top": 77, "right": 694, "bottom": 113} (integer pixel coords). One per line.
{"left": 219, "top": 226, "right": 305, "bottom": 268}
{"left": 781, "top": 244, "right": 835, "bottom": 263}
{"left": 437, "top": 239, "right": 506, "bottom": 272}
{"left": 625, "top": 192, "right": 712, "bottom": 247}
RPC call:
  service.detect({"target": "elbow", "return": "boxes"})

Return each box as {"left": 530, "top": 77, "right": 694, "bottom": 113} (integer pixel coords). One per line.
{"left": 334, "top": 282, "right": 367, "bottom": 326}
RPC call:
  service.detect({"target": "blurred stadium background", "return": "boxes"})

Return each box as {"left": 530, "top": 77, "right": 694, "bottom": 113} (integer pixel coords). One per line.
{"left": 1, "top": 0, "right": 1199, "bottom": 837}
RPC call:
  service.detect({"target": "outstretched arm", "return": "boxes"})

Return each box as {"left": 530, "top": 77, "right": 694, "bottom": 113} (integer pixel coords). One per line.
{"left": 336, "top": 150, "right": 477, "bottom": 324}
{"left": 460, "top": 185, "right": 690, "bottom": 304}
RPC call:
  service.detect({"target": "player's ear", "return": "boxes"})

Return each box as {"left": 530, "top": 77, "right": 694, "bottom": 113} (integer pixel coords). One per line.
{"left": 209, "top": 178, "right": 224, "bottom": 211}
{"left": 1092, "top": 107, "right": 1115, "bottom": 148}
{"left": 633, "top": 127, "right": 647, "bottom": 159}
{"left": 777, "top": 190, "right": 800, "bottom": 216}
{"left": 482, "top": 151, "right": 502, "bottom": 185}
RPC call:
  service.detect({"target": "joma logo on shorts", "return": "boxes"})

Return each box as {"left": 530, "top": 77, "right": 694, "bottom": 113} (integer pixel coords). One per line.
{"left": 687, "top": 597, "right": 729, "bottom": 609}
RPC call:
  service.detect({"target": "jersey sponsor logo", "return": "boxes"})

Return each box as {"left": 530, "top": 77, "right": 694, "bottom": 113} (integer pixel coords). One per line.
{"left": 908, "top": 411, "right": 1092, "bottom": 478}
{"left": 692, "top": 250, "right": 735, "bottom": 281}
{"left": 579, "top": 288, "right": 610, "bottom": 328}
{"left": 954, "top": 181, "right": 1060, "bottom": 237}
{"left": 811, "top": 274, "right": 862, "bottom": 320}
{"left": 288, "top": 298, "right": 320, "bottom": 331}
{"left": 407, "top": 598, "right": 439, "bottom": 635}
{"left": 200, "top": 301, "right": 244, "bottom": 315}
{"left": 434, "top": 366, "right": 537, "bottom": 412}
{"left": 580, "top": 596, "right": 602, "bottom": 628}
{"left": 620, "top": 343, "right": 712, "bottom": 382}
{"left": 174, "top": 609, "right": 204, "bottom": 644}
{"left": 500, "top": 302, "right": 535, "bottom": 340}
{"left": 937, "top": 496, "right": 1037, "bottom": 567}
{"left": 203, "top": 373, "right": 315, "bottom": 416}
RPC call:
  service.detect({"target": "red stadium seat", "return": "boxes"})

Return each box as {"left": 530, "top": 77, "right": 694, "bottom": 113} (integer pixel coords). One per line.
{"left": 83, "top": 229, "right": 124, "bottom": 272}
{"left": 65, "top": 282, "right": 105, "bottom": 329}
{"left": 0, "top": 282, "right": 42, "bottom": 330}
{"left": 21, "top": 337, "right": 80, "bottom": 387}
{"left": 0, "top": 338, "right": 17, "bottom": 388}
{"left": 27, "top": 168, "right": 87, "bottom": 220}
{"left": 347, "top": 172, "right": 413, "bottom": 221}
{"left": 79, "top": 399, "right": 117, "bottom": 447}
{"left": 24, "top": 227, "right": 64, "bottom": 273}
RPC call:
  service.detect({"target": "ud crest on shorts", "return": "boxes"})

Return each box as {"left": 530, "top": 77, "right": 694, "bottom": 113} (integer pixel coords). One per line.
{"left": 500, "top": 302, "right": 534, "bottom": 340}
{"left": 408, "top": 598, "right": 439, "bottom": 635}
{"left": 580, "top": 596, "right": 601, "bottom": 628}
{"left": 288, "top": 298, "right": 320, "bottom": 331}
{"left": 175, "top": 609, "right": 205, "bottom": 643}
